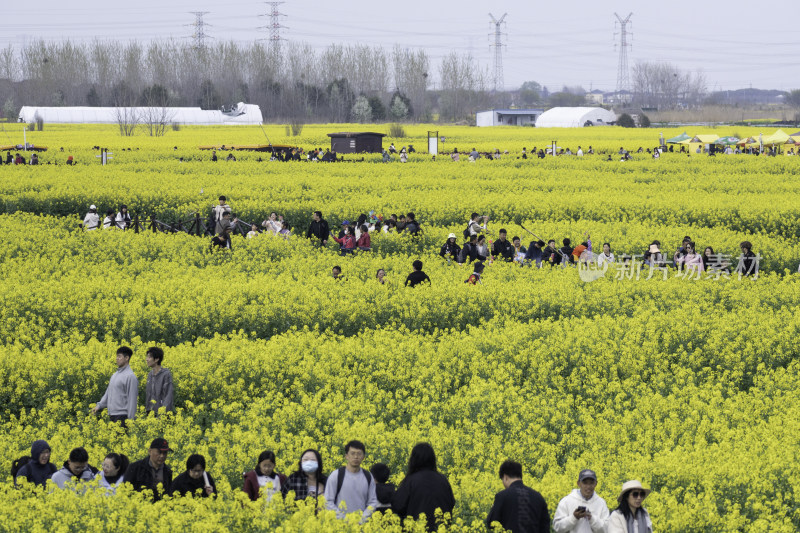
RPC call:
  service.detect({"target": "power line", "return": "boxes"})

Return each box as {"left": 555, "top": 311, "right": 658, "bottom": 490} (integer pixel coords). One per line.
{"left": 489, "top": 13, "right": 507, "bottom": 93}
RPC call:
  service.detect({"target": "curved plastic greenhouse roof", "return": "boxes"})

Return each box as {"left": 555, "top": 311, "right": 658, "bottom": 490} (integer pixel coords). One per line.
{"left": 18, "top": 102, "right": 263, "bottom": 125}
{"left": 535, "top": 107, "right": 617, "bottom": 128}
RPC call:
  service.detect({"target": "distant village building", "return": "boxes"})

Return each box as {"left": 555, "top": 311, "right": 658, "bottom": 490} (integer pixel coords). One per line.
{"left": 535, "top": 107, "right": 617, "bottom": 128}
{"left": 476, "top": 109, "right": 544, "bottom": 127}
{"left": 586, "top": 90, "right": 605, "bottom": 105}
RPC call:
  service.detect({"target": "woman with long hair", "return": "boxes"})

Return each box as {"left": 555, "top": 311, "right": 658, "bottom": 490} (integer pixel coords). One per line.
{"left": 243, "top": 450, "right": 287, "bottom": 502}
{"left": 606, "top": 480, "right": 653, "bottom": 533}
{"left": 391, "top": 443, "right": 455, "bottom": 532}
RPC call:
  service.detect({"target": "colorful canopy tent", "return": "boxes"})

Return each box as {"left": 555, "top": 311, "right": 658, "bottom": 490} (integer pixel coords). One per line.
{"left": 760, "top": 130, "right": 789, "bottom": 146}
{"left": 713, "top": 136, "right": 740, "bottom": 146}
{"left": 666, "top": 132, "right": 691, "bottom": 143}
{"left": 688, "top": 134, "right": 719, "bottom": 154}
{"left": 737, "top": 137, "right": 757, "bottom": 146}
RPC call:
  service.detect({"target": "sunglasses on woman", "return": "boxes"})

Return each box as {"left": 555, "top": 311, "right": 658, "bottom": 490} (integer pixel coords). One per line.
{"left": 630, "top": 491, "right": 646, "bottom": 498}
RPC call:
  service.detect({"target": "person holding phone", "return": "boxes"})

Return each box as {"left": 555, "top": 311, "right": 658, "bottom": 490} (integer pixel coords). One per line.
{"left": 552, "top": 469, "right": 609, "bottom": 532}
{"left": 606, "top": 480, "right": 652, "bottom": 533}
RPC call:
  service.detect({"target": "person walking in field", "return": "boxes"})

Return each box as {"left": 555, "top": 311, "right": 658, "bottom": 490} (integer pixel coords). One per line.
{"left": 405, "top": 260, "right": 431, "bottom": 287}
{"left": 145, "top": 347, "right": 174, "bottom": 415}
{"left": 606, "top": 480, "right": 652, "bottom": 533}
{"left": 83, "top": 205, "right": 100, "bottom": 230}
{"left": 552, "top": 469, "right": 609, "bottom": 533}
{"left": 51, "top": 447, "right": 96, "bottom": 489}
{"left": 307, "top": 211, "right": 330, "bottom": 246}
{"left": 243, "top": 450, "right": 287, "bottom": 501}
{"left": 125, "top": 438, "right": 174, "bottom": 501}
{"left": 392, "top": 442, "right": 455, "bottom": 531}
{"left": 212, "top": 196, "right": 232, "bottom": 235}
{"left": 439, "top": 233, "right": 461, "bottom": 261}
{"left": 486, "top": 460, "right": 550, "bottom": 533}
{"left": 282, "top": 448, "right": 328, "bottom": 505}
{"left": 14, "top": 440, "right": 57, "bottom": 487}
{"left": 324, "top": 440, "right": 379, "bottom": 519}
{"left": 50, "top": 447, "right": 95, "bottom": 489}
{"left": 91, "top": 346, "right": 138, "bottom": 426}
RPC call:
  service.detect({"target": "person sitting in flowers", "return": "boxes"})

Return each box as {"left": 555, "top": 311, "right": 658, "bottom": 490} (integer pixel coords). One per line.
{"left": 51, "top": 447, "right": 96, "bottom": 489}
{"left": 282, "top": 449, "right": 327, "bottom": 504}
{"left": 96, "top": 453, "right": 129, "bottom": 494}
{"left": 14, "top": 440, "right": 57, "bottom": 487}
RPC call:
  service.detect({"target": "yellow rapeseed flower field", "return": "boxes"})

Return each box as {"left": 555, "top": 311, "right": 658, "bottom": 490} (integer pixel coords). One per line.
{"left": 0, "top": 123, "right": 798, "bottom": 531}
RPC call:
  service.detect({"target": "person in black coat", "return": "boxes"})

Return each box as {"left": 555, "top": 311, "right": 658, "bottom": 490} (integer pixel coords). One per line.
{"left": 486, "top": 460, "right": 549, "bottom": 533}
{"left": 392, "top": 443, "right": 455, "bottom": 532}
{"left": 439, "top": 234, "right": 461, "bottom": 261}
{"left": 492, "top": 229, "right": 515, "bottom": 261}
{"left": 171, "top": 454, "right": 216, "bottom": 497}
{"left": 306, "top": 211, "right": 330, "bottom": 246}
{"left": 125, "top": 438, "right": 174, "bottom": 501}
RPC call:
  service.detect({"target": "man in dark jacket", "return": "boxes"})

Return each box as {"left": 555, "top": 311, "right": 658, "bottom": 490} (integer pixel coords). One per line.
{"left": 525, "top": 240, "right": 545, "bottom": 267}
{"left": 458, "top": 235, "right": 479, "bottom": 264}
{"left": 559, "top": 238, "right": 575, "bottom": 265}
{"left": 492, "top": 229, "right": 515, "bottom": 262}
{"left": 15, "top": 440, "right": 57, "bottom": 487}
{"left": 125, "top": 438, "right": 174, "bottom": 501}
{"left": 306, "top": 211, "right": 330, "bottom": 246}
{"left": 541, "top": 240, "right": 559, "bottom": 266}
{"left": 486, "top": 460, "right": 549, "bottom": 533}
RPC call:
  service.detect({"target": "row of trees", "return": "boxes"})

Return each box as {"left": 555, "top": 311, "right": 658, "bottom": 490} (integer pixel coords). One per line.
{"left": 0, "top": 40, "right": 501, "bottom": 124}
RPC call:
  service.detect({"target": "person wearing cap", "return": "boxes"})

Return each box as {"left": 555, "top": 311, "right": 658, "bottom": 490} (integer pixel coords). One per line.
{"left": 91, "top": 346, "right": 138, "bottom": 426}
{"left": 486, "top": 459, "right": 549, "bottom": 533}
{"left": 643, "top": 241, "right": 665, "bottom": 268}
{"left": 125, "top": 438, "right": 174, "bottom": 501}
{"left": 552, "top": 469, "right": 610, "bottom": 533}
{"left": 14, "top": 440, "right": 57, "bottom": 487}
{"left": 83, "top": 205, "right": 100, "bottom": 230}
{"left": 439, "top": 233, "right": 461, "bottom": 261}
{"left": 606, "top": 480, "right": 652, "bottom": 533}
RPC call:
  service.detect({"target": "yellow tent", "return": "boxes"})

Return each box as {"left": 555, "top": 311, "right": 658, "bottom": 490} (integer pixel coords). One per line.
{"left": 761, "top": 129, "right": 789, "bottom": 146}
{"left": 688, "top": 134, "right": 719, "bottom": 154}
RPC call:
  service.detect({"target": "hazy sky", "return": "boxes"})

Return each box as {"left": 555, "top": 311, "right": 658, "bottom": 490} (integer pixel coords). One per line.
{"left": 4, "top": 0, "right": 798, "bottom": 91}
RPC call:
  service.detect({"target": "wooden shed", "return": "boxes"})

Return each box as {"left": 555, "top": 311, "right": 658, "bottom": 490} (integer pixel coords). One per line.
{"left": 327, "top": 132, "right": 386, "bottom": 154}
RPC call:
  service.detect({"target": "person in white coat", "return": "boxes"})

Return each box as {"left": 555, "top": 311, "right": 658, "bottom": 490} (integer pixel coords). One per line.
{"left": 96, "top": 453, "right": 129, "bottom": 495}
{"left": 553, "top": 469, "right": 610, "bottom": 533}
{"left": 606, "top": 480, "right": 652, "bottom": 533}
{"left": 83, "top": 205, "right": 100, "bottom": 230}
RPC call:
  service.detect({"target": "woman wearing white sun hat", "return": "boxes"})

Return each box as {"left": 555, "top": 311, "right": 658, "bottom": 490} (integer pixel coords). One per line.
{"left": 606, "top": 480, "right": 653, "bottom": 533}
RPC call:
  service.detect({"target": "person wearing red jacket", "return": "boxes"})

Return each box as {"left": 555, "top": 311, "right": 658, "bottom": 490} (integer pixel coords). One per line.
{"left": 357, "top": 225, "right": 371, "bottom": 251}
{"left": 331, "top": 224, "right": 356, "bottom": 255}
{"left": 243, "top": 451, "right": 287, "bottom": 502}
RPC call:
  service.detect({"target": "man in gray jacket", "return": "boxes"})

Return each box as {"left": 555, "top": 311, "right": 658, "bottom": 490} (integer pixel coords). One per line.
{"left": 145, "top": 347, "right": 175, "bottom": 415}
{"left": 92, "top": 346, "right": 138, "bottom": 426}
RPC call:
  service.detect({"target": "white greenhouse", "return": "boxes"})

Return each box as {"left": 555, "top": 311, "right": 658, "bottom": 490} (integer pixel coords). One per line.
{"left": 534, "top": 107, "right": 617, "bottom": 128}
{"left": 17, "top": 102, "right": 263, "bottom": 125}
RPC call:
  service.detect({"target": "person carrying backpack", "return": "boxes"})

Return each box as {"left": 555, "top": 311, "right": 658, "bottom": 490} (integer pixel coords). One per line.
{"left": 323, "top": 440, "right": 378, "bottom": 520}
{"left": 13, "top": 440, "right": 57, "bottom": 487}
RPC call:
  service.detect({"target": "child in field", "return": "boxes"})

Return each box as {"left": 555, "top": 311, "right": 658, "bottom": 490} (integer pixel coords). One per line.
{"left": 370, "top": 463, "right": 395, "bottom": 511}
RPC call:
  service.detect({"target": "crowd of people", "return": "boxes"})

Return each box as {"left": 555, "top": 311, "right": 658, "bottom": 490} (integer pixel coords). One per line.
{"left": 81, "top": 199, "right": 767, "bottom": 279}
{"left": 13, "top": 434, "right": 653, "bottom": 533}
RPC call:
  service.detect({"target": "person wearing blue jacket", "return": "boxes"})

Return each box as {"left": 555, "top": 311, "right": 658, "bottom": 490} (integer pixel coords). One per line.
{"left": 14, "top": 440, "right": 57, "bottom": 487}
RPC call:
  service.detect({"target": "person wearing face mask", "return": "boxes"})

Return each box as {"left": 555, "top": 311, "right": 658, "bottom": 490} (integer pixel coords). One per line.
{"left": 606, "top": 480, "right": 652, "bottom": 533}
{"left": 14, "top": 440, "right": 57, "bottom": 487}
{"left": 282, "top": 449, "right": 327, "bottom": 505}
{"left": 171, "top": 454, "right": 216, "bottom": 497}
{"left": 243, "top": 450, "right": 287, "bottom": 501}
{"left": 96, "top": 453, "right": 129, "bottom": 494}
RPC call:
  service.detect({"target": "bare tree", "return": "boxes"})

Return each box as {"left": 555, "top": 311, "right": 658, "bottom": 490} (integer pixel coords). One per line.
{"left": 633, "top": 61, "right": 706, "bottom": 109}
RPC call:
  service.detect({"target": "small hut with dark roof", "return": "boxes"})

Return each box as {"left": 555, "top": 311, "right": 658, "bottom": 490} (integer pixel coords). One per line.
{"left": 327, "top": 132, "right": 386, "bottom": 154}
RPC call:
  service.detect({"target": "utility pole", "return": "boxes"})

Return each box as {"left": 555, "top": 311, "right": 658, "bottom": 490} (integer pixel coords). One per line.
{"left": 259, "top": 2, "right": 288, "bottom": 46}
{"left": 614, "top": 12, "right": 632, "bottom": 99}
{"left": 188, "top": 12, "right": 212, "bottom": 50}
{"left": 489, "top": 13, "right": 507, "bottom": 93}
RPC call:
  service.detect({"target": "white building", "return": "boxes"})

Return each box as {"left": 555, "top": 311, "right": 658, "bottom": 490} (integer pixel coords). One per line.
{"left": 534, "top": 107, "right": 617, "bottom": 128}
{"left": 18, "top": 102, "right": 263, "bottom": 125}
{"left": 476, "top": 109, "right": 543, "bottom": 127}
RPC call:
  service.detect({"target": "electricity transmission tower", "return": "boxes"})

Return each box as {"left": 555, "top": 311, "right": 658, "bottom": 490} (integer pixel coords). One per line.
{"left": 259, "top": 2, "right": 288, "bottom": 45}
{"left": 614, "top": 12, "right": 632, "bottom": 98}
{"left": 188, "top": 12, "right": 212, "bottom": 50}
{"left": 489, "top": 13, "right": 507, "bottom": 93}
